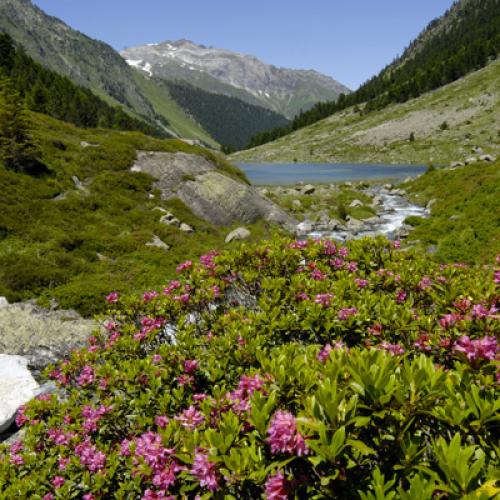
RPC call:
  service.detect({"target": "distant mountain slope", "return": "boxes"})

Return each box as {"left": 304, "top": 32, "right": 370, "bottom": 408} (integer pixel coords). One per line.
{"left": 245, "top": 0, "right": 500, "bottom": 149}
{"left": 0, "top": 33, "right": 163, "bottom": 137}
{"left": 0, "top": 0, "right": 217, "bottom": 144}
{"left": 160, "top": 80, "right": 289, "bottom": 149}
{"left": 121, "top": 40, "right": 350, "bottom": 118}
{"left": 231, "top": 60, "right": 500, "bottom": 165}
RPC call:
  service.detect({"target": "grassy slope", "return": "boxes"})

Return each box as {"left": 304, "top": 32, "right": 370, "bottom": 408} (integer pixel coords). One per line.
{"left": 232, "top": 60, "right": 500, "bottom": 165}
{"left": 405, "top": 160, "right": 500, "bottom": 264}
{"left": 0, "top": 112, "right": 277, "bottom": 316}
{"left": 132, "top": 72, "right": 219, "bottom": 148}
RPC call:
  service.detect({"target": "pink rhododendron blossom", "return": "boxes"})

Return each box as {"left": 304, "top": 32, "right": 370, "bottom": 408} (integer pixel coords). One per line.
{"left": 295, "top": 291, "right": 309, "bottom": 302}
{"left": 184, "top": 360, "right": 199, "bottom": 374}
{"left": 15, "top": 406, "right": 29, "bottom": 427}
{"left": 10, "top": 454, "right": 24, "bottom": 466}
{"left": 393, "top": 240, "right": 401, "bottom": 249}
{"left": 314, "top": 293, "right": 333, "bottom": 308}
{"left": 368, "top": 323, "right": 383, "bottom": 336}
{"left": 347, "top": 261, "right": 358, "bottom": 272}
{"left": 338, "top": 247, "right": 349, "bottom": 257}
{"left": 155, "top": 416, "right": 170, "bottom": 428}
{"left": 191, "top": 449, "right": 219, "bottom": 492}
{"left": 143, "top": 290, "right": 159, "bottom": 302}
{"left": 176, "top": 260, "right": 192, "bottom": 273}
{"left": 322, "top": 240, "right": 337, "bottom": 255}
{"left": 106, "top": 292, "right": 118, "bottom": 303}
{"left": 338, "top": 307, "right": 357, "bottom": 320}
{"left": 78, "top": 365, "right": 95, "bottom": 386}
{"left": 120, "top": 439, "right": 132, "bottom": 457}
{"left": 311, "top": 269, "right": 327, "bottom": 281}
{"left": 453, "top": 336, "right": 497, "bottom": 362}
{"left": 52, "top": 476, "right": 65, "bottom": 488}
{"left": 355, "top": 278, "right": 369, "bottom": 288}
{"left": 396, "top": 290, "right": 407, "bottom": 303}
{"left": 200, "top": 251, "right": 219, "bottom": 270}
{"left": 75, "top": 439, "right": 106, "bottom": 473}
{"left": 379, "top": 342, "right": 405, "bottom": 356}
{"left": 332, "top": 258, "right": 344, "bottom": 269}
{"left": 211, "top": 285, "right": 221, "bottom": 298}
{"left": 265, "top": 471, "right": 290, "bottom": 500}
{"left": 414, "top": 334, "right": 432, "bottom": 351}
{"left": 175, "top": 406, "right": 205, "bottom": 430}
{"left": 494, "top": 270, "right": 500, "bottom": 284}
{"left": 317, "top": 343, "right": 333, "bottom": 362}
{"left": 289, "top": 240, "right": 308, "bottom": 249}
{"left": 163, "top": 280, "right": 181, "bottom": 295}
{"left": 152, "top": 354, "right": 163, "bottom": 364}
{"left": 176, "top": 374, "right": 194, "bottom": 386}
{"left": 58, "top": 457, "right": 70, "bottom": 471}
{"left": 267, "top": 410, "right": 309, "bottom": 456}
{"left": 418, "top": 276, "right": 432, "bottom": 290}
{"left": 42, "top": 495, "right": 54, "bottom": 500}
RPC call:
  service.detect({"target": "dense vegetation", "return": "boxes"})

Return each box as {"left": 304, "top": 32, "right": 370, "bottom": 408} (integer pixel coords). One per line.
{"left": 247, "top": 0, "right": 500, "bottom": 149}
{"left": 405, "top": 161, "right": 500, "bottom": 264}
{"left": 0, "top": 33, "right": 164, "bottom": 137}
{"left": 162, "top": 80, "right": 289, "bottom": 150}
{"left": 0, "top": 237, "right": 498, "bottom": 498}
{"left": 0, "top": 109, "right": 266, "bottom": 317}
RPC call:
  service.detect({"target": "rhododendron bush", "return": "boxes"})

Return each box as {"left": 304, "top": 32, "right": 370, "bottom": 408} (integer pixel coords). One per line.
{"left": 1, "top": 237, "right": 499, "bottom": 498}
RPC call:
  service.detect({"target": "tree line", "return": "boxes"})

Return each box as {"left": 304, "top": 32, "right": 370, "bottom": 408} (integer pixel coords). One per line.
{"left": 247, "top": 0, "right": 500, "bottom": 149}
{"left": 0, "top": 33, "right": 164, "bottom": 137}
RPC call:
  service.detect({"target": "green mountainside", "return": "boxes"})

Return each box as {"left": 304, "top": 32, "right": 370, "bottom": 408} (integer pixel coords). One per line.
{"left": 232, "top": 59, "right": 500, "bottom": 165}
{"left": 162, "top": 80, "right": 289, "bottom": 149}
{"left": 0, "top": 33, "right": 164, "bottom": 137}
{"left": 245, "top": 0, "right": 500, "bottom": 150}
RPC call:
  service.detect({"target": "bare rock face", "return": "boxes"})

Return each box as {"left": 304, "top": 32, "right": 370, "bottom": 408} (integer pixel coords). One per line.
{"left": 0, "top": 355, "right": 40, "bottom": 433}
{"left": 132, "top": 152, "right": 296, "bottom": 229}
{"left": 0, "top": 302, "right": 98, "bottom": 377}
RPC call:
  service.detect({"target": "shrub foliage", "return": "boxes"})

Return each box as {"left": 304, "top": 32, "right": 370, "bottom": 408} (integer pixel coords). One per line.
{"left": 1, "top": 237, "right": 498, "bottom": 498}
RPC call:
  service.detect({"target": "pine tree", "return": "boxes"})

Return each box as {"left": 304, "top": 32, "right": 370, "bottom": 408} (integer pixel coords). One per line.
{"left": 0, "top": 76, "right": 38, "bottom": 172}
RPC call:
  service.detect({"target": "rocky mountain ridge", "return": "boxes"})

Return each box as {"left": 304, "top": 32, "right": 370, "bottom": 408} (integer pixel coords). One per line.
{"left": 121, "top": 39, "right": 350, "bottom": 118}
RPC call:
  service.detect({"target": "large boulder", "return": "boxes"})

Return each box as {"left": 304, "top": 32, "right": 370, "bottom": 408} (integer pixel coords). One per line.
{"left": 0, "top": 302, "right": 98, "bottom": 376}
{"left": 225, "top": 227, "right": 251, "bottom": 243}
{"left": 0, "top": 355, "right": 40, "bottom": 433}
{"left": 132, "top": 152, "right": 296, "bottom": 229}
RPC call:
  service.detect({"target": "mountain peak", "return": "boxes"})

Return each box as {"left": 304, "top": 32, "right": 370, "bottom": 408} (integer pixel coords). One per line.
{"left": 121, "top": 40, "right": 350, "bottom": 118}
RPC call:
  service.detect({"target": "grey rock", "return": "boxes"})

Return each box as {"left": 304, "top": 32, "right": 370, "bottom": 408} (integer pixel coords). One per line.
{"left": 160, "top": 214, "right": 181, "bottom": 227}
{"left": 80, "top": 141, "right": 99, "bottom": 148}
{"left": 0, "top": 303, "right": 98, "bottom": 377}
{"left": 296, "top": 221, "right": 313, "bottom": 235}
{"left": 450, "top": 161, "right": 464, "bottom": 168}
{"left": 349, "top": 199, "right": 363, "bottom": 208}
{"left": 383, "top": 183, "right": 393, "bottom": 190}
{"left": 0, "top": 297, "right": 8, "bottom": 309}
{"left": 372, "top": 195, "right": 383, "bottom": 206}
{"left": 0, "top": 355, "right": 40, "bottom": 433}
{"left": 132, "top": 152, "right": 296, "bottom": 229}
{"left": 426, "top": 199, "right": 437, "bottom": 209}
{"left": 402, "top": 176, "right": 413, "bottom": 183}
{"left": 153, "top": 206, "right": 168, "bottom": 213}
{"left": 71, "top": 176, "right": 86, "bottom": 191}
{"left": 479, "top": 154, "right": 494, "bottom": 162}
{"left": 465, "top": 157, "right": 477, "bottom": 165}
{"left": 472, "top": 146, "right": 484, "bottom": 154}
{"left": 146, "top": 235, "right": 170, "bottom": 251}
{"left": 301, "top": 184, "right": 316, "bottom": 195}
{"left": 449, "top": 215, "right": 460, "bottom": 221}
{"left": 225, "top": 227, "right": 251, "bottom": 243}
{"left": 292, "top": 199, "right": 302, "bottom": 208}
{"left": 179, "top": 223, "right": 194, "bottom": 233}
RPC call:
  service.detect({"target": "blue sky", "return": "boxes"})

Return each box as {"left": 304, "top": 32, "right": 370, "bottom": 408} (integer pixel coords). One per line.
{"left": 32, "top": 0, "right": 455, "bottom": 89}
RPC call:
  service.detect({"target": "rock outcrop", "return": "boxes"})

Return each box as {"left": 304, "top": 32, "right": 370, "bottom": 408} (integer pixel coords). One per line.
{"left": 0, "top": 301, "right": 98, "bottom": 377}
{"left": 132, "top": 152, "right": 296, "bottom": 229}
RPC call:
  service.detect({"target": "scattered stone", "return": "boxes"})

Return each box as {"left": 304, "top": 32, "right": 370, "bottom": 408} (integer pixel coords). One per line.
{"left": 344, "top": 182, "right": 353, "bottom": 188}
{"left": 479, "top": 154, "right": 494, "bottom": 162}
{"left": 225, "top": 227, "right": 251, "bottom": 243}
{"left": 0, "top": 355, "right": 40, "bottom": 433}
{"left": 295, "top": 221, "right": 313, "bottom": 236}
{"left": 372, "top": 195, "right": 383, "bottom": 206}
{"left": 450, "top": 161, "right": 464, "bottom": 168}
{"left": 426, "top": 199, "right": 437, "bottom": 209}
{"left": 96, "top": 253, "right": 108, "bottom": 261}
{"left": 465, "top": 157, "right": 477, "bottom": 165}
{"left": 301, "top": 184, "right": 316, "bottom": 195}
{"left": 179, "top": 223, "right": 194, "bottom": 233}
{"left": 0, "top": 297, "right": 8, "bottom": 309}
{"left": 80, "top": 141, "right": 99, "bottom": 148}
{"left": 292, "top": 199, "right": 302, "bottom": 209}
{"left": 472, "top": 146, "right": 484, "bottom": 154}
{"left": 402, "top": 176, "right": 413, "bottom": 183}
{"left": 153, "top": 207, "right": 168, "bottom": 213}
{"left": 148, "top": 194, "right": 155, "bottom": 199}
{"left": 145, "top": 235, "right": 170, "bottom": 251}
{"left": 72, "top": 176, "right": 86, "bottom": 191}
{"left": 449, "top": 215, "right": 460, "bottom": 221}
{"left": 349, "top": 199, "right": 363, "bottom": 208}
{"left": 160, "top": 214, "right": 181, "bottom": 227}
{"left": 383, "top": 183, "right": 393, "bottom": 190}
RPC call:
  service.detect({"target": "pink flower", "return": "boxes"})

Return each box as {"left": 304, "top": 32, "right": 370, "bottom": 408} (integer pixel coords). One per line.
{"left": 155, "top": 416, "right": 170, "bottom": 428}
{"left": 175, "top": 406, "right": 205, "bottom": 430}
{"left": 143, "top": 290, "right": 159, "bottom": 302}
{"left": 289, "top": 240, "right": 308, "bottom": 249}
{"left": 42, "top": 495, "right": 54, "bottom": 500}
{"left": 15, "top": 406, "right": 29, "bottom": 427}
{"left": 368, "top": 323, "right": 383, "bottom": 336}
{"left": 75, "top": 439, "right": 106, "bottom": 473}
{"left": 393, "top": 240, "right": 401, "bottom": 249}
{"left": 311, "top": 269, "right": 327, "bottom": 281}
{"left": 494, "top": 270, "right": 500, "bottom": 284}
{"left": 439, "top": 313, "right": 461, "bottom": 328}
{"left": 191, "top": 449, "right": 219, "bottom": 492}
{"left": 58, "top": 457, "right": 70, "bottom": 471}
{"left": 355, "top": 278, "right": 369, "bottom": 288}
{"left": 184, "top": 359, "right": 199, "bottom": 374}
{"left": 10, "top": 440, "right": 23, "bottom": 454}
{"left": 106, "top": 292, "right": 118, "bottom": 303}
{"left": 52, "top": 476, "right": 65, "bottom": 488}
{"left": 295, "top": 292, "right": 309, "bottom": 302}
{"left": 211, "top": 285, "right": 221, "bottom": 298}
{"left": 331, "top": 258, "right": 344, "bottom": 269}
{"left": 83, "top": 495, "right": 96, "bottom": 500}
{"left": 163, "top": 280, "right": 181, "bottom": 295}
{"left": 176, "top": 260, "right": 193, "bottom": 273}
{"left": 379, "top": 342, "right": 405, "bottom": 356}
{"left": 10, "top": 454, "right": 24, "bottom": 466}
{"left": 314, "top": 293, "right": 334, "bottom": 308}
{"left": 78, "top": 365, "right": 95, "bottom": 386}
{"left": 471, "top": 304, "right": 490, "bottom": 319}
{"left": 338, "top": 247, "right": 349, "bottom": 257}
{"left": 267, "top": 410, "right": 309, "bottom": 456}
{"left": 418, "top": 276, "right": 432, "bottom": 290}
{"left": 396, "top": 290, "right": 407, "bottom": 303}
{"left": 265, "top": 471, "right": 290, "bottom": 500}
{"left": 317, "top": 343, "right": 333, "bottom": 362}
{"left": 347, "top": 261, "right": 358, "bottom": 272}
{"left": 338, "top": 307, "right": 357, "bottom": 320}
{"left": 200, "top": 251, "right": 219, "bottom": 270}
{"left": 453, "top": 336, "right": 497, "bottom": 362}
